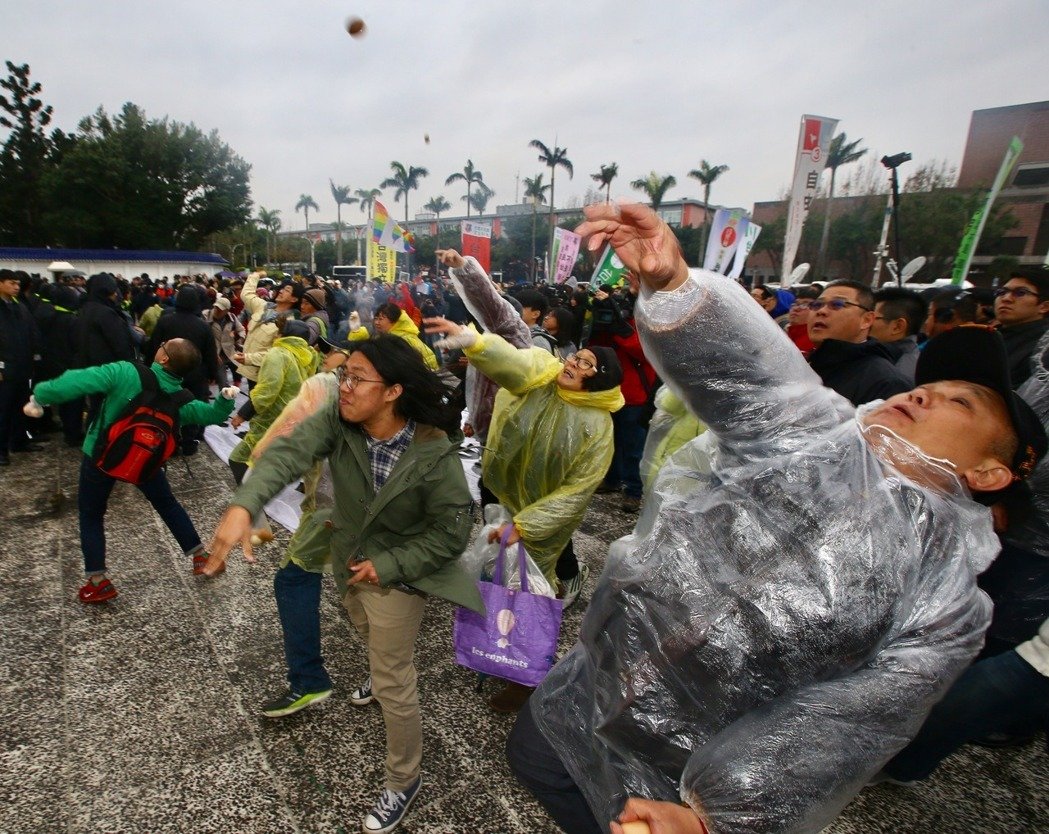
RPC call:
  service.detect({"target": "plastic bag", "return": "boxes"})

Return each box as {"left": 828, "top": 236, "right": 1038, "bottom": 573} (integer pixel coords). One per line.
{"left": 460, "top": 504, "right": 556, "bottom": 598}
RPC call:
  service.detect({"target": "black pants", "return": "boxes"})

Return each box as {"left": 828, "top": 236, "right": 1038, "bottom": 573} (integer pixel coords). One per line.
{"left": 0, "top": 375, "right": 31, "bottom": 454}
{"left": 507, "top": 700, "right": 604, "bottom": 834}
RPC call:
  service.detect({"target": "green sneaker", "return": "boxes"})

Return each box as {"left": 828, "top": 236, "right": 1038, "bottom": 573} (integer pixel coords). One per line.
{"left": 260, "top": 688, "right": 332, "bottom": 718}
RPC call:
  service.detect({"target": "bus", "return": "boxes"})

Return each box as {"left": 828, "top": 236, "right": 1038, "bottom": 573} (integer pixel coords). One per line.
{"left": 332, "top": 264, "right": 367, "bottom": 285}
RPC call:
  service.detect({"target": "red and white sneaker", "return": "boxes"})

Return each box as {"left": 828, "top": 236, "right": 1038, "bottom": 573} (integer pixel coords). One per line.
{"left": 78, "top": 577, "right": 118, "bottom": 604}
{"left": 192, "top": 551, "right": 225, "bottom": 576}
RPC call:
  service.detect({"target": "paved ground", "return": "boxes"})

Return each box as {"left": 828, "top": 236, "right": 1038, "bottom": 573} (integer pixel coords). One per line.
{"left": 1, "top": 437, "right": 1046, "bottom": 833}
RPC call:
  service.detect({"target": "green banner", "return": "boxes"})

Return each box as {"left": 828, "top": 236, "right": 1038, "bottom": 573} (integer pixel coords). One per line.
{"left": 951, "top": 136, "right": 1024, "bottom": 285}
{"left": 589, "top": 243, "right": 628, "bottom": 288}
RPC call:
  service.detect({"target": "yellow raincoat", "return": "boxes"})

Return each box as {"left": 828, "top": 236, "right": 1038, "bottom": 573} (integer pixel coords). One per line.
{"left": 464, "top": 332, "right": 624, "bottom": 583}
{"left": 345, "top": 314, "right": 438, "bottom": 369}
{"left": 230, "top": 335, "right": 319, "bottom": 464}
{"left": 390, "top": 314, "right": 439, "bottom": 369}
{"left": 639, "top": 387, "right": 706, "bottom": 493}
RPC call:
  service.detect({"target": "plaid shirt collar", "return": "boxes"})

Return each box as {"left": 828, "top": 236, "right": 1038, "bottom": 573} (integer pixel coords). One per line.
{"left": 365, "top": 419, "right": 416, "bottom": 492}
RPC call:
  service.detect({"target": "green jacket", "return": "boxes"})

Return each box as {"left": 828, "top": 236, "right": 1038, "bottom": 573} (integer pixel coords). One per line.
{"left": 232, "top": 404, "right": 483, "bottom": 613}
{"left": 33, "top": 361, "right": 235, "bottom": 456}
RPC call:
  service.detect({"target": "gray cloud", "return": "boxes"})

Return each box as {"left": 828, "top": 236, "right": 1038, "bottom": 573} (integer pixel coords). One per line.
{"left": 5, "top": 0, "right": 1046, "bottom": 231}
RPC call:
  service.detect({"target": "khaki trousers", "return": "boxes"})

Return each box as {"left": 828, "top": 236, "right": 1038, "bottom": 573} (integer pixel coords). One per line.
{"left": 343, "top": 583, "right": 427, "bottom": 791}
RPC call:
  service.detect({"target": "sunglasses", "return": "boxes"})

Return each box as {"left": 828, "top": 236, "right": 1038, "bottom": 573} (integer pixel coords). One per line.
{"left": 806, "top": 299, "right": 872, "bottom": 313}
{"left": 994, "top": 287, "right": 1040, "bottom": 300}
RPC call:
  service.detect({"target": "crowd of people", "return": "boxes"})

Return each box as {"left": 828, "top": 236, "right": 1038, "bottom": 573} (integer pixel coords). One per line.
{"left": 1, "top": 203, "right": 1048, "bottom": 833}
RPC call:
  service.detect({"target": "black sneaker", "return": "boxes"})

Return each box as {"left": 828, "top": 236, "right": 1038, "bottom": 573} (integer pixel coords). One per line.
{"left": 260, "top": 688, "right": 332, "bottom": 718}
{"left": 362, "top": 775, "right": 422, "bottom": 833}
{"left": 349, "top": 675, "right": 374, "bottom": 706}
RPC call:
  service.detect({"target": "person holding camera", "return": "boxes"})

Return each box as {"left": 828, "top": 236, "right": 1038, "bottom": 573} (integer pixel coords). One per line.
{"left": 587, "top": 278, "right": 658, "bottom": 514}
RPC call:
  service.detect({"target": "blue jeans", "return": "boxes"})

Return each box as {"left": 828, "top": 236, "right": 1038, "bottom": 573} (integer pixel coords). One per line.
{"left": 274, "top": 562, "right": 332, "bottom": 694}
{"left": 883, "top": 649, "right": 1049, "bottom": 782}
{"left": 78, "top": 455, "right": 201, "bottom": 575}
{"left": 605, "top": 404, "right": 649, "bottom": 499}
{"left": 507, "top": 700, "right": 604, "bottom": 834}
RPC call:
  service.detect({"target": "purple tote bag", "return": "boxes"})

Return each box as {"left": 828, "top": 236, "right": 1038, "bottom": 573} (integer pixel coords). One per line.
{"left": 453, "top": 527, "right": 563, "bottom": 687}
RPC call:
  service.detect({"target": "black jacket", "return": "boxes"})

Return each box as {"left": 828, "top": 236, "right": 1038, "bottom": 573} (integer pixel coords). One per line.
{"left": 33, "top": 285, "right": 80, "bottom": 380}
{"left": 144, "top": 286, "right": 219, "bottom": 396}
{"left": 77, "top": 274, "right": 135, "bottom": 369}
{"left": 809, "top": 338, "right": 912, "bottom": 407}
{"left": 0, "top": 296, "right": 39, "bottom": 380}
{"left": 999, "top": 318, "right": 1049, "bottom": 390}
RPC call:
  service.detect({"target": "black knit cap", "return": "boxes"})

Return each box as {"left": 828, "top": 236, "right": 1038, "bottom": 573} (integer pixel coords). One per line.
{"left": 583, "top": 346, "right": 624, "bottom": 392}
{"left": 916, "top": 326, "right": 1047, "bottom": 480}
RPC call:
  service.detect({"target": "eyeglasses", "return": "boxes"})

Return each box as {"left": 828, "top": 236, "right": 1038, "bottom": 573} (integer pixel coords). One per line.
{"left": 565, "top": 353, "right": 597, "bottom": 372}
{"left": 336, "top": 366, "right": 385, "bottom": 390}
{"left": 994, "top": 287, "right": 1040, "bottom": 300}
{"left": 806, "top": 299, "right": 873, "bottom": 313}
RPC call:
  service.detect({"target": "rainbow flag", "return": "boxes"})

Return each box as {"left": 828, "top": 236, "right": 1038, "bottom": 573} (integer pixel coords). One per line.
{"left": 372, "top": 200, "right": 415, "bottom": 253}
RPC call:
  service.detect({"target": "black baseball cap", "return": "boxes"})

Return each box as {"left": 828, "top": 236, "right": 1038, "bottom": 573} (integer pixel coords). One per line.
{"left": 916, "top": 326, "right": 1047, "bottom": 480}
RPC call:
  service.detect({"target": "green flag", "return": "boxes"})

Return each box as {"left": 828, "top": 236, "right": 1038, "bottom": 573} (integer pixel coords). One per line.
{"left": 951, "top": 136, "right": 1024, "bottom": 285}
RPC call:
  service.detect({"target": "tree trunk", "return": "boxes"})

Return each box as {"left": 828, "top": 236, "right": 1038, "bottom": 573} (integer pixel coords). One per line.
{"left": 336, "top": 203, "right": 343, "bottom": 264}
{"left": 531, "top": 203, "right": 538, "bottom": 281}
{"left": 815, "top": 168, "right": 837, "bottom": 280}
{"left": 547, "top": 168, "right": 557, "bottom": 283}
{"left": 465, "top": 184, "right": 471, "bottom": 219}
{"left": 699, "top": 184, "right": 711, "bottom": 265}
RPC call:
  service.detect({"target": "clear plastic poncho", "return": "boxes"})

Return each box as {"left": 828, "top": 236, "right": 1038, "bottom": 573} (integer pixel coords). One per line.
{"left": 532, "top": 270, "right": 999, "bottom": 834}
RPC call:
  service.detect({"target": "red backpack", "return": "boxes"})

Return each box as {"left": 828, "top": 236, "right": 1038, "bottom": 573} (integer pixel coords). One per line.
{"left": 92, "top": 365, "right": 194, "bottom": 484}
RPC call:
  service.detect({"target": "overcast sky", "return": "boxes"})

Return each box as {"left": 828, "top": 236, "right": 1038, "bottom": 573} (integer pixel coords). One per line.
{"left": 4, "top": 1, "right": 1047, "bottom": 232}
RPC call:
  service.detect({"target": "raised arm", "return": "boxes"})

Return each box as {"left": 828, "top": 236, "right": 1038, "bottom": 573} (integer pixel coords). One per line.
{"left": 439, "top": 249, "right": 532, "bottom": 348}
{"left": 576, "top": 204, "right": 850, "bottom": 456}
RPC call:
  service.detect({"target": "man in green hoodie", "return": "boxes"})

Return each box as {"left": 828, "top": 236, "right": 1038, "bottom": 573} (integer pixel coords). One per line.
{"left": 27, "top": 338, "right": 237, "bottom": 603}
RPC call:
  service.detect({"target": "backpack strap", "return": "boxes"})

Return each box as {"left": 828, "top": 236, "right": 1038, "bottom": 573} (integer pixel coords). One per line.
{"left": 136, "top": 363, "right": 194, "bottom": 410}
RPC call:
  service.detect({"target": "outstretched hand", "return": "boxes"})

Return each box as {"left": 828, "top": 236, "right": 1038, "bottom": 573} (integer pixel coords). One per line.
{"left": 203, "top": 506, "right": 254, "bottom": 576}
{"left": 436, "top": 249, "right": 466, "bottom": 269}
{"left": 576, "top": 203, "right": 689, "bottom": 293}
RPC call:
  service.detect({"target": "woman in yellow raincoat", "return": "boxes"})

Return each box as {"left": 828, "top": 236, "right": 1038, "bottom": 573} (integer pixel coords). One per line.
{"left": 228, "top": 317, "right": 319, "bottom": 540}
{"left": 428, "top": 304, "right": 624, "bottom": 710}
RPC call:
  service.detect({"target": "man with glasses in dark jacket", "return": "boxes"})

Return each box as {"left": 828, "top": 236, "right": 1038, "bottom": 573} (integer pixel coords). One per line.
{"left": 806, "top": 279, "right": 911, "bottom": 406}
{"left": 993, "top": 267, "right": 1049, "bottom": 389}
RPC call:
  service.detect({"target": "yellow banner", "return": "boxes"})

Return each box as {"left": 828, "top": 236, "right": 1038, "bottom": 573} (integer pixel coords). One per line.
{"left": 368, "top": 240, "right": 396, "bottom": 283}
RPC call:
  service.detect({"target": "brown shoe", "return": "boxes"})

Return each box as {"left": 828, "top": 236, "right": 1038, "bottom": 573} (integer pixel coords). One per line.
{"left": 488, "top": 681, "right": 534, "bottom": 713}
{"left": 621, "top": 495, "right": 641, "bottom": 514}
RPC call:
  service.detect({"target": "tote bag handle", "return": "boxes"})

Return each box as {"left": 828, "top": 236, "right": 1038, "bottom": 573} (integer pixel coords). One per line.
{"left": 492, "top": 525, "right": 530, "bottom": 594}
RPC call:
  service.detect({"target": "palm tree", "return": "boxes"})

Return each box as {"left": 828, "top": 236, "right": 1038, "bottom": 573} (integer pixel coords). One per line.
{"left": 529, "top": 139, "right": 573, "bottom": 278}
{"left": 688, "top": 160, "right": 730, "bottom": 263}
{"left": 295, "top": 194, "right": 320, "bottom": 272}
{"left": 329, "top": 181, "right": 357, "bottom": 265}
{"left": 815, "top": 133, "right": 867, "bottom": 279}
{"left": 256, "top": 207, "right": 282, "bottom": 264}
{"left": 630, "top": 172, "right": 677, "bottom": 212}
{"left": 444, "top": 160, "right": 488, "bottom": 219}
{"left": 355, "top": 186, "right": 382, "bottom": 223}
{"left": 354, "top": 186, "right": 382, "bottom": 263}
{"left": 380, "top": 161, "right": 429, "bottom": 223}
{"left": 523, "top": 173, "right": 550, "bottom": 281}
{"left": 423, "top": 196, "right": 452, "bottom": 274}
{"left": 467, "top": 185, "right": 494, "bottom": 215}
{"left": 295, "top": 193, "right": 319, "bottom": 231}
{"left": 591, "top": 163, "right": 619, "bottom": 203}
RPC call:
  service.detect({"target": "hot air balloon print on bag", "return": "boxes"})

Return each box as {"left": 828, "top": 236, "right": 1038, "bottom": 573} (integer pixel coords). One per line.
{"left": 496, "top": 609, "right": 516, "bottom": 648}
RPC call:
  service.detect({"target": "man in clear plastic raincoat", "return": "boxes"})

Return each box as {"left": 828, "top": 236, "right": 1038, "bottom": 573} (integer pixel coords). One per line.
{"left": 507, "top": 203, "right": 1048, "bottom": 834}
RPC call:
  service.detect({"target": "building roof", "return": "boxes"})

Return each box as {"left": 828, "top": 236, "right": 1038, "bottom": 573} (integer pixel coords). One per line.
{"left": 0, "top": 247, "right": 225, "bottom": 264}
